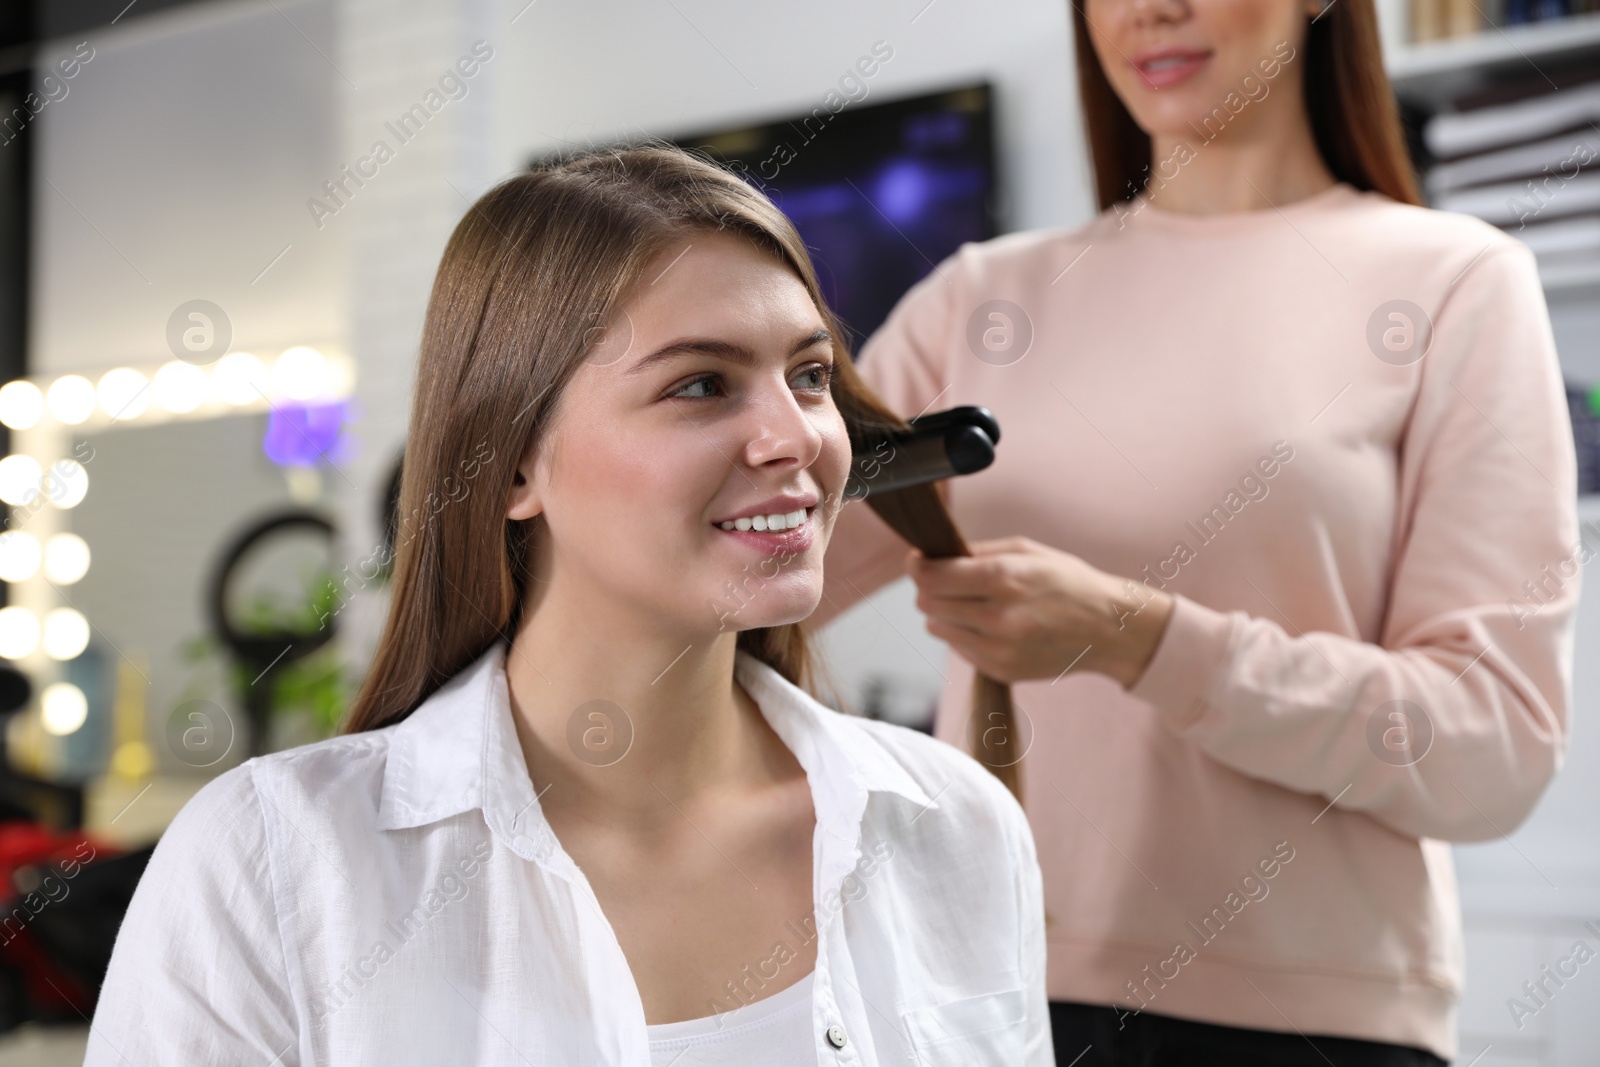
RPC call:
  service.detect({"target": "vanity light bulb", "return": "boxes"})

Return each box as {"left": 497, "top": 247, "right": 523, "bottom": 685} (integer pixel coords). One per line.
{"left": 98, "top": 368, "right": 149, "bottom": 420}
{"left": 213, "top": 352, "right": 265, "bottom": 406}
{"left": 324, "top": 352, "right": 356, "bottom": 399}
{"left": 154, "top": 361, "right": 208, "bottom": 414}
{"left": 273, "top": 346, "right": 328, "bottom": 401}
{"left": 40, "top": 682, "right": 87, "bottom": 736}
{"left": 44, "top": 533, "right": 89, "bottom": 584}
{"left": 0, "top": 381, "right": 43, "bottom": 430}
{"left": 0, "top": 606, "right": 38, "bottom": 659}
{"left": 43, "top": 608, "right": 89, "bottom": 660}
{"left": 42, "top": 460, "right": 88, "bottom": 509}
{"left": 0, "top": 531, "right": 40, "bottom": 582}
{"left": 46, "top": 376, "right": 96, "bottom": 425}
{"left": 0, "top": 455, "right": 41, "bottom": 507}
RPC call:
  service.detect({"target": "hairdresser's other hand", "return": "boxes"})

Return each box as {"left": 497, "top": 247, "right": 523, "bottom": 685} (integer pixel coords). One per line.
{"left": 906, "top": 536, "right": 1174, "bottom": 689}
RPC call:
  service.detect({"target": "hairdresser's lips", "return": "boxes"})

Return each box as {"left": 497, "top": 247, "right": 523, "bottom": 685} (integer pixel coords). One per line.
{"left": 1131, "top": 47, "right": 1212, "bottom": 90}
{"left": 714, "top": 510, "right": 816, "bottom": 555}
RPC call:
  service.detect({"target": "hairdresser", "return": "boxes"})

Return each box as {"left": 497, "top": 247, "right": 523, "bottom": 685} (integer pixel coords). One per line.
{"left": 811, "top": 1, "right": 1579, "bottom": 1065}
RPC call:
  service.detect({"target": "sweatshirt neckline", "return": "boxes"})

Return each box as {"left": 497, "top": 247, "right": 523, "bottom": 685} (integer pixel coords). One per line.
{"left": 1121, "top": 180, "right": 1359, "bottom": 234}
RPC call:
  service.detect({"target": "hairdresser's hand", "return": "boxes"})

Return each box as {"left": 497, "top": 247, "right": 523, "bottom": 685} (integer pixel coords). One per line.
{"left": 906, "top": 536, "right": 1174, "bottom": 689}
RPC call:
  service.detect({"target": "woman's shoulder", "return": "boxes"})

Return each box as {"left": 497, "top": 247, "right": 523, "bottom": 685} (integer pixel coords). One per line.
{"left": 163, "top": 730, "right": 394, "bottom": 853}
{"left": 248, "top": 728, "right": 393, "bottom": 797}
{"left": 1320, "top": 188, "right": 1545, "bottom": 312}
{"left": 1340, "top": 185, "right": 1534, "bottom": 263}
{"left": 874, "top": 203, "right": 1107, "bottom": 309}
{"left": 934, "top": 220, "right": 1102, "bottom": 294}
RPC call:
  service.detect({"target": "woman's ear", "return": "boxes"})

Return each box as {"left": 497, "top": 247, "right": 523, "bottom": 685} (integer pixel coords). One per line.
{"left": 506, "top": 447, "right": 543, "bottom": 521}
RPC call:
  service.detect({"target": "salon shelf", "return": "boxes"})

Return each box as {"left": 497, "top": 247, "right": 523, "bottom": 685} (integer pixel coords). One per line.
{"left": 1387, "top": 12, "right": 1600, "bottom": 107}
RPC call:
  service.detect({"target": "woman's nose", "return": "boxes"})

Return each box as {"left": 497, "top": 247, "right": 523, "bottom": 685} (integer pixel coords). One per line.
{"left": 741, "top": 380, "right": 824, "bottom": 471}
{"left": 1121, "top": 0, "right": 1185, "bottom": 27}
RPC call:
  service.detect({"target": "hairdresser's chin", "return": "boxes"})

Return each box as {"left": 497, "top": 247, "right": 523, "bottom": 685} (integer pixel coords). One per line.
{"left": 1091, "top": 0, "right": 1300, "bottom": 149}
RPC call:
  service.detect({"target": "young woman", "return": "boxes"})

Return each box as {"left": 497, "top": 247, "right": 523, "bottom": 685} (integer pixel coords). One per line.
{"left": 814, "top": 1, "right": 1577, "bottom": 1066}
{"left": 84, "top": 148, "right": 1051, "bottom": 1065}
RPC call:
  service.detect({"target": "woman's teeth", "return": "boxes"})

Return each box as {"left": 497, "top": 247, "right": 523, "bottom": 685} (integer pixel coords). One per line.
{"left": 718, "top": 508, "right": 807, "bottom": 532}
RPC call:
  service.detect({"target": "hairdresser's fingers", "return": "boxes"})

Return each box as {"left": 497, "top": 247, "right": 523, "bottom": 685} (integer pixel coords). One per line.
{"left": 906, "top": 542, "right": 1029, "bottom": 568}
{"left": 925, "top": 590, "right": 1075, "bottom": 659}
{"left": 962, "top": 536, "right": 1040, "bottom": 558}
{"left": 930, "top": 609, "right": 1088, "bottom": 685}
{"left": 922, "top": 610, "right": 987, "bottom": 640}
{"left": 923, "top": 615, "right": 1014, "bottom": 675}
{"left": 915, "top": 590, "right": 1002, "bottom": 632}
{"left": 906, "top": 549, "right": 1016, "bottom": 599}
{"left": 920, "top": 581, "right": 1066, "bottom": 649}
{"left": 927, "top": 616, "right": 1047, "bottom": 684}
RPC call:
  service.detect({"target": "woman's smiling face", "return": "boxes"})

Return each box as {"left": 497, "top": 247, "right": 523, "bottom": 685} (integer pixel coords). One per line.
{"left": 1083, "top": 0, "right": 1310, "bottom": 143}
{"left": 507, "top": 229, "right": 852, "bottom": 639}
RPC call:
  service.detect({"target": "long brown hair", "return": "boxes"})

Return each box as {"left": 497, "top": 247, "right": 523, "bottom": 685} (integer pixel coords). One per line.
{"left": 1071, "top": 0, "right": 1421, "bottom": 209}
{"left": 339, "top": 146, "right": 1024, "bottom": 795}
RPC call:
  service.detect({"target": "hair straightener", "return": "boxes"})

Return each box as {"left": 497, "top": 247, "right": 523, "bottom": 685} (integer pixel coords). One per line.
{"left": 839, "top": 405, "right": 1025, "bottom": 801}
{"left": 844, "top": 405, "right": 1001, "bottom": 500}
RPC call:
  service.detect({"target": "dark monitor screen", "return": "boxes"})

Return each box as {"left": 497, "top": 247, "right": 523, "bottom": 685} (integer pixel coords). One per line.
{"left": 671, "top": 83, "right": 999, "bottom": 351}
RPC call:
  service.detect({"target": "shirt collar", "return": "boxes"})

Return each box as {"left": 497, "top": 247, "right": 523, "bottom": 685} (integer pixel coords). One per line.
{"left": 377, "top": 638, "right": 939, "bottom": 845}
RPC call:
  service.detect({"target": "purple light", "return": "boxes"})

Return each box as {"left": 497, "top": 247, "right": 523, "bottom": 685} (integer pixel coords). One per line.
{"left": 263, "top": 401, "right": 349, "bottom": 466}
{"left": 778, "top": 185, "right": 855, "bottom": 220}
{"left": 875, "top": 161, "right": 931, "bottom": 225}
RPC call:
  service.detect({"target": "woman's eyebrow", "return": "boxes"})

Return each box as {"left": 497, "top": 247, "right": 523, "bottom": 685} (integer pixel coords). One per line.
{"left": 625, "top": 327, "right": 833, "bottom": 377}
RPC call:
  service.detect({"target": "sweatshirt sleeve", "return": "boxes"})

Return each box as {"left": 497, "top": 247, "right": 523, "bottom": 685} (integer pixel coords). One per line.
{"left": 1127, "top": 240, "right": 1581, "bottom": 843}
{"left": 85, "top": 762, "right": 300, "bottom": 1065}
{"left": 813, "top": 254, "right": 965, "bottom": 629}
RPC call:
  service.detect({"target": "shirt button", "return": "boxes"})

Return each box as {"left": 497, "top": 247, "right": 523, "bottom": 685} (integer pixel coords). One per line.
{"left": 826, "top": 1024, "right": 847, "bottom": 1049}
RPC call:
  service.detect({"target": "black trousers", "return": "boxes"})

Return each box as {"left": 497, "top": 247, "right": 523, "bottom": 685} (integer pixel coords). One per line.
{"left": 1049, "top": 1001, "right": 1450, "bottom": 1067}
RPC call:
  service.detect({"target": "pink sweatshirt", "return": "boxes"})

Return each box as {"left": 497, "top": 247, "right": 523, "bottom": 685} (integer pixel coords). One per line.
{"left": 812, "top": 181, "right": 1581, "bottom": 1061}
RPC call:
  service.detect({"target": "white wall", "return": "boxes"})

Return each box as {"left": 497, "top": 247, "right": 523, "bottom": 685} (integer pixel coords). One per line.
{"left": 332, "top": 0, "right": 499, "bottom": 666}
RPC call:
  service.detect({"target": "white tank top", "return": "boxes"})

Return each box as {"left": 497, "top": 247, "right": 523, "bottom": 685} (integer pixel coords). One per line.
{"left": 646, "top": 970, "right": 816, "bottom": 1066}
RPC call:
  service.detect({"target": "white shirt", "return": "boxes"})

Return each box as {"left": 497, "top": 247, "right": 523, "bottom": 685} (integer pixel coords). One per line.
{"left": 86, "top": 640, "right": 1051, "bottom": 1066}
{"left": 646, "top": 969, "right": 814, "bottom": 1066}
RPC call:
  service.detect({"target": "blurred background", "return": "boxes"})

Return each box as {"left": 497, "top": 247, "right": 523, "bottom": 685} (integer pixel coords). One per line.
{"left": 0, "top": 0, "right": 1593, "bottom": 1062}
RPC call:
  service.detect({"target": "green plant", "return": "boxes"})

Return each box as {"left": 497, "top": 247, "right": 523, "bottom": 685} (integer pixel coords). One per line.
{"left": 178, "top": 564, "right": 352, "bottom": 742}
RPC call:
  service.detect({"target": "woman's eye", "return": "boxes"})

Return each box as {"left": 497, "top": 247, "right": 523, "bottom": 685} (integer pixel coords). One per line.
{"left": 670, "top": 374, "right": 721, "bottom": 400}
{"left": 793, "top": 362, "right": 834, "bottom": 391}
{"left": 668, "top": 363, "right": 832, "bottom": 400}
